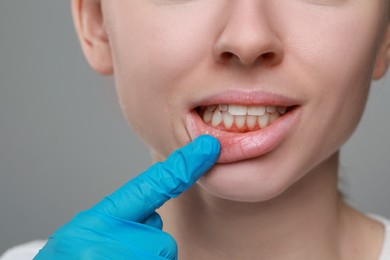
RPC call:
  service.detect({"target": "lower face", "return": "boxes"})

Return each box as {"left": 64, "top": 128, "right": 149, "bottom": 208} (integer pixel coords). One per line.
{"left": 103, "top": 0, "right": 388, "bottom": 201}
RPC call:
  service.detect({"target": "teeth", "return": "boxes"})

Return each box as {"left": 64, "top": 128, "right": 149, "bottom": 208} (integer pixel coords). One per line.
{"left": 235, "top": 115, "right": 246, "bottom": 129}
{"left": 277, "top": 106, "right": 287, "bottom": 115}
{"left": 211, "top": 109, "right": 223, "bottom": 127}
{"left": 228, "top": 105, "right": 247, "bottom": 116}
{"left": 247, "top": 106, "right": 266, "bottom": 116}
{"left": 266, "top": 106, "right": 276, "bottom": 113}
{"left": 258, "top": 114, "right": 269, "bottom": 128}
{"left": 222, "top": 112, "right": 234, "bottom": 129}
{"left": 269, "top": 112, "right": 280, "bottom": 124}
{"left": 203, "top": 109, "right": 213, "bottom": 123}
{"left": 218, "top": 104, "right": 229, "bottom": 112}
{"left": 246, "top": 115, "right": 257, "bottom": 130}
{"left": 201, "top": 104, "right": 288, "bottom": 130}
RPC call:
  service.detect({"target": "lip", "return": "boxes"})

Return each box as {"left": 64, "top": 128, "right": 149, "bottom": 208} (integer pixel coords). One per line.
{"left": 185, "top": 90, "right": 302, "bottom": 164}
{"left": 190, "top": 89, "right": 301, "bottom": 107}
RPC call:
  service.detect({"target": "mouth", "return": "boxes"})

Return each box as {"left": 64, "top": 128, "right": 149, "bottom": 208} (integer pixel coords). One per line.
{"left": 185, "top": 91, "right": 302, "bottom": 164}
{"left": 195, "top": 104, "right": 295, "bottom": 133}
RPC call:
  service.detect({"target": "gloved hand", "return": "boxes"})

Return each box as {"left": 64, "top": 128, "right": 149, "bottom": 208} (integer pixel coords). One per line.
{"left": 34, "top": 135, "right": 220, "bottom": 260}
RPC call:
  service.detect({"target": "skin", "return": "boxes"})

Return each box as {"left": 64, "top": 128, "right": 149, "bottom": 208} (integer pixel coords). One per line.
{"left": 72, "top": 0, "right": 390, "bottom": 259}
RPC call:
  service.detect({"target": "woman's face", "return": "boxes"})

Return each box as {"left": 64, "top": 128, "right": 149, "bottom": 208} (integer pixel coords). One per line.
{"left": 88, "top": 0, "right": 389, "bottom": 201}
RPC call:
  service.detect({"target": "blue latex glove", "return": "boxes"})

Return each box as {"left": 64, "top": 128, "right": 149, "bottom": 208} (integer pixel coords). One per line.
{"left": 34, "top": 135, "right": 220, "bottom": 260}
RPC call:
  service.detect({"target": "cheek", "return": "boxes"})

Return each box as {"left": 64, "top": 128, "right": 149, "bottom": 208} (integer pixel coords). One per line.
{"left": 107, "top": 3, "right": 216, "bottom": 156}
{"left": 284, "top": 4, "right": 383, "bottom": 155}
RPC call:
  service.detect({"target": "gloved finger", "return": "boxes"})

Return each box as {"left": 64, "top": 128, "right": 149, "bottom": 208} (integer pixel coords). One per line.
{"left": 91, "top": 135, "right": 220, "bottom": 222}
{"left": 141, "top": 212, "right": 163, "bottom": 230}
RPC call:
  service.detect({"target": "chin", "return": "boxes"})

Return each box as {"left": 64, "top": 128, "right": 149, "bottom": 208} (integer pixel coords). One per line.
{"left": 196, "top": 155, "right": 300, "bottom": 203}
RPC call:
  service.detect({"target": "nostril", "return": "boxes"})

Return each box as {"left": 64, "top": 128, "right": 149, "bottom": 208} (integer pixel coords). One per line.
{"left": 262, "top": 52, "right": 275, "bottom": 60}
{"left": 255, "top": 51, "right": 282, "bottom": 67}
{"left": 218, "top": 50, "right": 281, "bottom": 67}
{"left": 220, "top": 52, "right": 235, "bottom": 63}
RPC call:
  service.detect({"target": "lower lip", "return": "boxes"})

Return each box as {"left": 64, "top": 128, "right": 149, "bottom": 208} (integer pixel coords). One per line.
{"left": 186, "top": 108, "right": 302, "bottom": 163}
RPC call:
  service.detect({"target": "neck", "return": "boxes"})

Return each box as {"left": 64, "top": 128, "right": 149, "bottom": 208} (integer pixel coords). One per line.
{"left": 158, "top": 153, "right": 364, "bottom": 259}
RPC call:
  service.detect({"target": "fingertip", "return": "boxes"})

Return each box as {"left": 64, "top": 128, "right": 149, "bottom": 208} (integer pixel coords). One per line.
{"left": 193, "top": 134, "right": 221, "bottom": 161}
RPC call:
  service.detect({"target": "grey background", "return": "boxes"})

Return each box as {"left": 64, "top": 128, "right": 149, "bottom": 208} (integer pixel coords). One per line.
{"left": 0, "top": 1, "right": 389, "bottom": 254}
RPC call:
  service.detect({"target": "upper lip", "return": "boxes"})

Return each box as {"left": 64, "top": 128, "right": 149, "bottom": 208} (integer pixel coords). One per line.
{"left": 190, "top": 89, "right": 302, "bottom": 109}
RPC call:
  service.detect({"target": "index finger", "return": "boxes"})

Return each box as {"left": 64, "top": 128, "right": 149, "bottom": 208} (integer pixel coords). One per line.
{"left": 90, "top": 135, "right": 220, "bottom": 222}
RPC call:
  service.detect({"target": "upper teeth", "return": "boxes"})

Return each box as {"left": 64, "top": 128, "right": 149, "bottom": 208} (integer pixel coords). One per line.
{"left": 218, "top": 104, "right": 285, "bottom": 116}
{"left": 228, "top": 105, "right": 248, "bottom": 116}
{"left": 247, "top": 106, "right": 266, "bottom": 116}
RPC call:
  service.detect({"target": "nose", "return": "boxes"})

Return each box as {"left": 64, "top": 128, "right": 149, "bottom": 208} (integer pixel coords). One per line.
{"left": 213, "top": 2, "right": 283, "bottom": 68}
